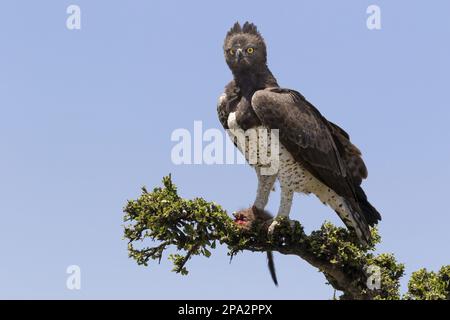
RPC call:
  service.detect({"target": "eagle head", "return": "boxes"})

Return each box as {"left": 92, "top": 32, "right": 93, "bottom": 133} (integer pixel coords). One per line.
{"left": 223, "top": 22, "right": 267, "bottom": 72}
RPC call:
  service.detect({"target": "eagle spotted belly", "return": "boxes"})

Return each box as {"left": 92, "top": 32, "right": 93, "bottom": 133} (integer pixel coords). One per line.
{"left": 227, "top": 111, "right": 358, "bottom": 228}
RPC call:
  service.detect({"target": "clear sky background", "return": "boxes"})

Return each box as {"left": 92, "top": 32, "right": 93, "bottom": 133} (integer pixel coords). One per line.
{"left": 0, "top": 0, "right": 449, "bottom": 299}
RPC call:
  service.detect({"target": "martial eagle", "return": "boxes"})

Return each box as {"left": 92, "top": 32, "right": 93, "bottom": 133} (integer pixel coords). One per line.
{"left": 217, "top": 22, "right": 381, "bottom": 248}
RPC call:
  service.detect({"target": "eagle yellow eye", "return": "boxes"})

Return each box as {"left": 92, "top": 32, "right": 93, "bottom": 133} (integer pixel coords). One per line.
{"left": 229, "top": 49, "right": 235, "bottom": 56}
{"left": 247, "top": 47, "right": 254, "bottom": 54}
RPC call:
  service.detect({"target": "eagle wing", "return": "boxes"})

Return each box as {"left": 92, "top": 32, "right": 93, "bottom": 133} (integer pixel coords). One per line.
{"left": 328, "top": 121, "right": 368, "bottom": 186}
{"left": 217, "top": 81, "right": 240, "bottom": 130}
{"left": 251, "top": 87, "right": 358, "bottom": 201}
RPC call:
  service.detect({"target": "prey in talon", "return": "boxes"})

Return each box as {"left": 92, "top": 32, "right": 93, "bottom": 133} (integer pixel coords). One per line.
{"left": 217, "top": 22, "right": 381, "bottom": 284}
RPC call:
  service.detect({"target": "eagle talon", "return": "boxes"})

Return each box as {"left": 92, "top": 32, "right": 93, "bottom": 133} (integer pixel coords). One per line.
{"left": 267, "top": 220, "right": 279, "bottom": 235}
{"left": 267, "top": 218, "right": 295, "bottom": 235}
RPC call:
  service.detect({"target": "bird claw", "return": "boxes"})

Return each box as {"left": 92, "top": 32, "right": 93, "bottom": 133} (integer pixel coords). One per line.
{"left": 267, "top": 220, "right": 279, "bottom": 234}
{"left": 268, "top": 218, "right": 295, "bottom": 235}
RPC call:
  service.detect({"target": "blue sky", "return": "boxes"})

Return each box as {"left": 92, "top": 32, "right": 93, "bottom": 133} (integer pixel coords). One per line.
{"left": 0, "top": 0, "right": 449, "bottom": 299}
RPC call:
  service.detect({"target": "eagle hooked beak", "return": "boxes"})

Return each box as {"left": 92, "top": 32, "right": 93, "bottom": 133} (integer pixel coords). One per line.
{"left": 236, "top": 48, "right": 243, "bottom": 62}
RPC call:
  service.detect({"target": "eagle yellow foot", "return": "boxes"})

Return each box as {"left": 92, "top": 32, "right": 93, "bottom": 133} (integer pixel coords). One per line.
{"left": 267, "top": 218, "right": 296, "bottom": 235}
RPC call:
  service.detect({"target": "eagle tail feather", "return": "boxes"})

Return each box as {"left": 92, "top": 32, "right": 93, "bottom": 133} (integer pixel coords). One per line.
{"left": 341, "top": 187, "right": 381, "bottom": 246}
{"left": 355, "top": 186, "right": 382, "bottom": 227}
{"left": 337, "top": 206, "right": 371, "bottom": 246}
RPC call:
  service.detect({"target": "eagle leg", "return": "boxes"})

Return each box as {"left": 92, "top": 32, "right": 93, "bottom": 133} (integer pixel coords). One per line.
{"left": 268, "top": 188, "right": 295, "bottom": 234}
{"left": 253, "top": 168, "right": 276, "bottom": 210}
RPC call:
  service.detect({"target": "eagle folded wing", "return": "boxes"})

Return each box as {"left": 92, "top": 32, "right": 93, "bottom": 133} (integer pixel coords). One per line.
{"left": 328, "top": 121, "right": 368, "bottom": 186}
{"left": 251, "top": 88, "right": 358, "bottom": 200}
